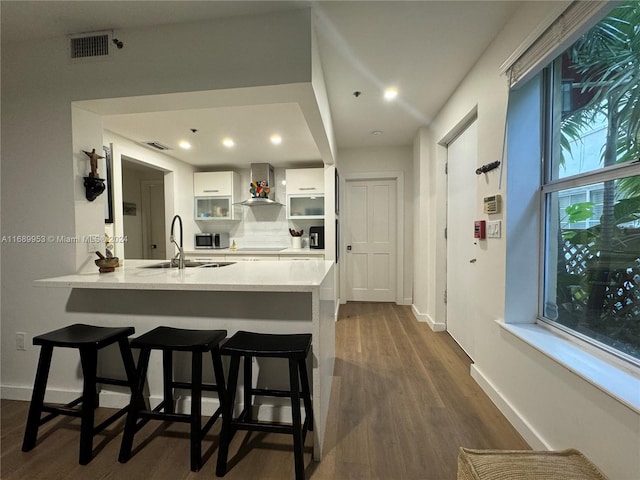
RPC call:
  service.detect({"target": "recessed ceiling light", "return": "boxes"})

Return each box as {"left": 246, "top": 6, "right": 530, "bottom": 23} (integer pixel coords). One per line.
{"left": 270, "top": 135, "right": 282, "bottom": 145}
{"left": 222, "top": 138, "right": 235, "bottom": 148}
{"left": 370, "top": 130, "right": 383, "bottom": 136}
{"left": 179, "top": 141, "right": 191, "bottom": 150}
{"left": 384, "top": 87, "right": 398, "bottom": 101}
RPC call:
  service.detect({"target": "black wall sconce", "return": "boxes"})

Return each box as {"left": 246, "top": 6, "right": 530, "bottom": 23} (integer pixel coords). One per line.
{"left": 84, "top": 176, "right": 106, "bottom": 201}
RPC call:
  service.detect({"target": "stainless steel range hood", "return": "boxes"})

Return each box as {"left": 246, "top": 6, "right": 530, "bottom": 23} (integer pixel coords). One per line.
{"left": 237, "top": 163, "right": 283, "bottom": 206}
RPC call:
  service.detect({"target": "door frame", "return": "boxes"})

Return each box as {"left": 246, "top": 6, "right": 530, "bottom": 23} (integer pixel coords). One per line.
{"left": 140, "top": 179, "right": 166, "bottom": 260}
{"left": 437, "top": 106, "right": 478, "bottom": 334}
{"left": 340, "top": 171, "right": 405, "bottom": 305}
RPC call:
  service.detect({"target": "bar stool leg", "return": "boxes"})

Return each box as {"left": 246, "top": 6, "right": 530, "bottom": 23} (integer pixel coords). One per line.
{"left": 242, "top": 355, "right": 253, "bottom": 422}
{"left": 79, "top": 347, "right": 98, "bottom": 465}
{"left": 190, "top": 351, "right": 203, "bottom": 471}
{"left": 289, "top": 358, "right": 304, "bottom": 480}
{"left": 210, "top": 346, "right": 226, "bottom": 419}
{"left": 216, "top": 355, "right": 240, "bottom": 477}
{"left": 162, "top": 349, "right": 174, "bottom": 414}
{"left": 22, "top": 345, "right": 53, "bottom": 452}
{"left": 117, "top": 338, "right": 138, "bottom": 398}
{"left": 119, "top": 347, "right": 151, "bottom": 463}
{"left": 298, "top": 358, "right": 314, "bottom": 433}
{"left": 118, "top": 338, "right": 146, "bottom": 412}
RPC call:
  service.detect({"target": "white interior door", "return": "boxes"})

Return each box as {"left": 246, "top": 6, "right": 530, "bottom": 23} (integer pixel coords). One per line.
{"left": 141, "top": 180, "right": 166, "bottom": 260}
{"left": 345, "top": 178, "right": 397, "bottom": 302}
{"left": 446, "top": 121, "right": 478, "bottom": 358}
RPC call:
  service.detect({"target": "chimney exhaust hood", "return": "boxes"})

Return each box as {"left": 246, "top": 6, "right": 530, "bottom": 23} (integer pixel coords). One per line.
{"left": 237, "top": 163, "right": 283, "bottom": 206}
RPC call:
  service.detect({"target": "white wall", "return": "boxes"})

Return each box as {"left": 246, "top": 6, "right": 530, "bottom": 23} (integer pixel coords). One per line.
{"left": 413, "top": 2, "right": 640, "bottom": 479}
{"left": 412, "top": 127, "right": 443, "bottom": 329}
{"left": 0, "top": 9, "right": 313, "bottom": 404}
{"left": 337, "top": 145, "right": 413, "bottom": 304}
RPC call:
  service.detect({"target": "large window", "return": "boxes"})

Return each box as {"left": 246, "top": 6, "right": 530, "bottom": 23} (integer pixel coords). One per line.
{"left": 541, "top": 2, "right": 640, "bottom": 362}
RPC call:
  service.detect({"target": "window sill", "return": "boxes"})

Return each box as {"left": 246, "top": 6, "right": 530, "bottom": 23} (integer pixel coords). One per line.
{"left": 496, "top": 320, "right": 640, "bottom": 414}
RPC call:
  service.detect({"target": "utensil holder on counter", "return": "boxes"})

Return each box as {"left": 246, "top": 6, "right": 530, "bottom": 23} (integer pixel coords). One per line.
{"left": 291, "top": 236, "right": 302, "bottom": 249}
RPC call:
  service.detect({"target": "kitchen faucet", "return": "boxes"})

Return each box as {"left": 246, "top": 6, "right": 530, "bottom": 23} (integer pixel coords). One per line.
{"left": 170, "top": 214, "right": 185, "bottom": 269}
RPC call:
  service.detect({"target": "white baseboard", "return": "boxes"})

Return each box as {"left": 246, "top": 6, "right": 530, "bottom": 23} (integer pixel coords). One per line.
{"left": 411, "top": 304, "right": 446, "bottom": 331}
{"left": 470, "top": 364, "right": 549, "bottom": 450}
{"left": 2, "top": 385, "right": 42, "bottom": 402}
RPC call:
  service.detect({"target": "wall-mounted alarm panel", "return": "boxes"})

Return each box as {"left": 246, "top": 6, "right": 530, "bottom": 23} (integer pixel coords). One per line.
{"left": 483, "top": 195, "right": 502, "bottom": 214}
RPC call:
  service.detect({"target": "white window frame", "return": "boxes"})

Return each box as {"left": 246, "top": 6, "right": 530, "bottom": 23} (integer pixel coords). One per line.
{"left": 538, "top": 60, "right": 640, "bottom": 367}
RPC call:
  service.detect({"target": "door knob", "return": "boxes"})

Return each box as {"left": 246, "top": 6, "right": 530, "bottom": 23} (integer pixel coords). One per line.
{"left": 347, "top": 245, "right": 352, "bottom": 251}
{"left": 469, "top": 258, "right": 476, "bottom": 263}
{"left": 151, "top": 244, "right": 157, "bottom": 249}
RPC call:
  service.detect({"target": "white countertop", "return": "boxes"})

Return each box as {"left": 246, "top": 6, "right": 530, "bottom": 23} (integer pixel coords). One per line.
{"left": 35, "top": 259, "right": 334, "bottom": 292}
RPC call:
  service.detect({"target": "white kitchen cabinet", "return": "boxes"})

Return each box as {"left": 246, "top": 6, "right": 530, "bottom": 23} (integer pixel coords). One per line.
{"left": 194, "top": 171, "right": 241, "bottom": 220}
{"left": 194, "top": 171, "right": 235, "bottom": 196}
{"left": 285, "top": 168, "right": 324, "bottom": 194}
{"left": 286, "top": 168, "right": 325, "bottom": 219}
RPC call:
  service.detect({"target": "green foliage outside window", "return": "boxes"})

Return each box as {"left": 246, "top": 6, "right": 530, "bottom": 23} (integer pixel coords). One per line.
{"left": 547, "top": 2, "right": 640, "bottom": 361}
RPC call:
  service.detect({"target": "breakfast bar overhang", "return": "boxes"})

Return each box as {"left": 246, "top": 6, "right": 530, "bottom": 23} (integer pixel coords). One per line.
{"left": 35, "top": 259, "right": 336, "bottom": 460}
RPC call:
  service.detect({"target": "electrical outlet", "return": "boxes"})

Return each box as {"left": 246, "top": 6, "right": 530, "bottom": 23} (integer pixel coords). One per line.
{"left": 487, "top": 220, "right": 502, "bottom": 238}
{"left": 16, "top": 332, "right": 26, "bottom": 351}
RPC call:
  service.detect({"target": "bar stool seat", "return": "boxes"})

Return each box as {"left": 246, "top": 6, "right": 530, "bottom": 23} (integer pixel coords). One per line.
{"left": 118, "top": 326, "right": 227, "bottom": 472}
{"left": 216, "top": 331, "right": 314, "bottom": 480}
{"left": 22, "top": 323, "right": 137, "bottom": 465}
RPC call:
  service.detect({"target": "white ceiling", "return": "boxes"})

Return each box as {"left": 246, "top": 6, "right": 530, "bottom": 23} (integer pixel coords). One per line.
{"left": 1, "top": 0, "right": 520, "bottom": 168}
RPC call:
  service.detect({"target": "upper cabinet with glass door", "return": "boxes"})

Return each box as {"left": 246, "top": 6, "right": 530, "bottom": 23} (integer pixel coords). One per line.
{"left": 194, "top": 171, "right": 241, "bottom": 221}
{"left": 286, "top": 168, "right": 324, "bottom": 219}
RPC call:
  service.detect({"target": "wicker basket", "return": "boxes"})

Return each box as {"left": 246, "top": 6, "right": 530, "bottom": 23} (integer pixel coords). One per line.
{"left": 457, "top": 447, "right": 609, "bottom": 480}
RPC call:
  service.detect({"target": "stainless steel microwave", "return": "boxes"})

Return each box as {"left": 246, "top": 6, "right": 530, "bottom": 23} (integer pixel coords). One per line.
{"left": 194, "top": 233, "right": 229, "bottom": 249}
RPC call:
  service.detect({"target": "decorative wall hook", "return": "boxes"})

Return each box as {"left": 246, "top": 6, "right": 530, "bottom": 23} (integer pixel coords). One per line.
{"left": 476, "top": 160, "right": 501, "bottom": 175}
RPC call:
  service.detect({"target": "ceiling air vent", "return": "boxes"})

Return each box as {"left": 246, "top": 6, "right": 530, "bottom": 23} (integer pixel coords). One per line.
{"left": 68, "top": 30, "right": 112, "bottom": 62}
{"left": 143, "top": 141, "right": 171, "bottom": 151}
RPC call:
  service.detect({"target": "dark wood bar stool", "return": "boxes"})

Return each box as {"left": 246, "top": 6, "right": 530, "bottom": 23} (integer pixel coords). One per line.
{"left": 118, "top": 326, "right": 227, "bottom": 472}
{"left": 22, "top": 323, "right": 137, "bottom": 465}
{"left": 216, "top": 331, "right": 314, "bottom": 480}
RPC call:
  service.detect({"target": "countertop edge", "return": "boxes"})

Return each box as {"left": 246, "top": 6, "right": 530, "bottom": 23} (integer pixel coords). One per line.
{"left": 34, "top": 259, "right": 333, "bottom": 293}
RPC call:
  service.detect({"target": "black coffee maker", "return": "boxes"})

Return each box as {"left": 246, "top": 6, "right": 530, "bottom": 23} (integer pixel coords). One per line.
{"left": 309, "top": 226, "right": 325, "bottom": 249}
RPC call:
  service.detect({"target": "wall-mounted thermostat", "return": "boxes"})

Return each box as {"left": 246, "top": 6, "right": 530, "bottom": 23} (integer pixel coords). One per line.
{"left": 483, "top": 195, "right": 502, "bottom": 214}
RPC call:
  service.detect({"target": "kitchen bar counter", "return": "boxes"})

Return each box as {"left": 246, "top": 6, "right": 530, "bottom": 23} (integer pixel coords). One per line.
{"left": 35, "top": 259, "right": 332, "bottom": 292}
{"left": 35, "top": 259, "right": 336, "bottom": 460}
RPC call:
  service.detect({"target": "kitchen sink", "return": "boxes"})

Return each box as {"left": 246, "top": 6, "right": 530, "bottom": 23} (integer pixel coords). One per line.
{"left": 141, "top": 261, "right": 235, "bottom": 269}
{"left": 200, "top": 262, "right": 235, "bottom": 268}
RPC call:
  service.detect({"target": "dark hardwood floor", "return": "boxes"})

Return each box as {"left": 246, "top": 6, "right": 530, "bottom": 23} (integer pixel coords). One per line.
{"left": 1, "top": 303, "right": 528, "bottom": 479}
